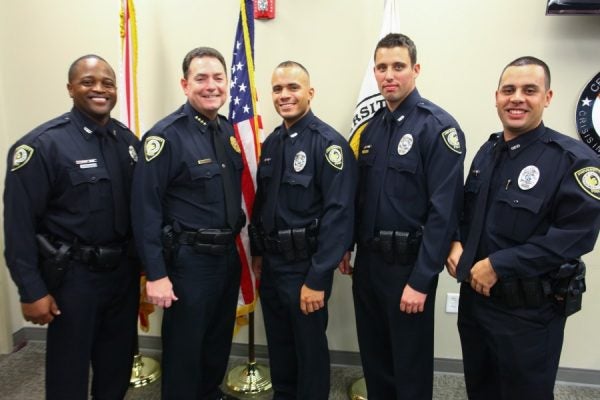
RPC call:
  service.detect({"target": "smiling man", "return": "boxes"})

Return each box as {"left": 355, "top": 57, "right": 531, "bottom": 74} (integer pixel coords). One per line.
{"left": 131, "top": 47, "right": 243, "bottom": 400}
{"left": 250, "top": 61, "right": 357, "bottom": 399}
{"left": 4, "top": 55, "right": 140, "bottom": 399}
{"left": 447, "top": 56, "right": 600, "bottom": 399}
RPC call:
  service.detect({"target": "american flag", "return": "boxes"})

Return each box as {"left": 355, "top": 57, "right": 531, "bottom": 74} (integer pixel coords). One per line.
{"left": 229, "top": 0, "right": 262, "bottom": 323}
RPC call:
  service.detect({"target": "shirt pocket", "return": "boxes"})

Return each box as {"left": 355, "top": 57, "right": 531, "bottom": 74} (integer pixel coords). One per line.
{"left": 68, "top": 168, "right": 111, "bottom": 212}
{"left": 489, "top": 190, "right": 544, "bottom": 242}
{"left": 386, "top": 155, "right": 419, "bottom": 200}
{"left": 188, "top": 162, "right": 223, "bottom": 204}
{"left": 281, "top": 171, "right": 314, "bottom": 213}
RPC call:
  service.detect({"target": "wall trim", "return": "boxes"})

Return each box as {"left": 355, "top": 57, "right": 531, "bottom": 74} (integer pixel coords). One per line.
{"left": 13, "top": 328, "right": 600, "bottom": 386}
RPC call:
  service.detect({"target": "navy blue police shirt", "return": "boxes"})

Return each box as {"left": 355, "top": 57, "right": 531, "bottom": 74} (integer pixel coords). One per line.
{"left": 356, "top": 89, "right": 466, "bottom": 294}
{"left": 252, "top": 110, "right": 357, "bottom": 290}
{"left": 131, "top": 102, "right": 243, "bottom": 281}
{"left": 462, "top": 123, "right": 600, "bottom": 279}
{"left": 4, "top": 108, "right": 140, "bottom": 302}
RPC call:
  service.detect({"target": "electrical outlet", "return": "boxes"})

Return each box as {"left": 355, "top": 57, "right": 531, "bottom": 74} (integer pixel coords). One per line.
{"left": 446, "top": 293, "right": 460, "bottom": 313}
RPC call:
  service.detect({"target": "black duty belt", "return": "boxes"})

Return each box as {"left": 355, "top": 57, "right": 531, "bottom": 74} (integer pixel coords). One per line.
{"left": 249, "top": 220, "right": 319, "bottom": 262}
{"left": 58, "top": 241, "right": 128, "bottom": 272}
{"left": 363, "top": 229, "right": 422, "bottom": 265}
{"left": 177, "top": 228, "right": 236, "bottom": 255}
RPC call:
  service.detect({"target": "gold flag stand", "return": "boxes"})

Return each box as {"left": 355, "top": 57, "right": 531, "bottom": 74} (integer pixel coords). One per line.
{"left": 349, "top": 377, "right": 368, "bottom": 400}
{"left": 226, "top": 311, "right": 272, "bottom": 394}
{"left": 130, "top": 334, "right": 161, "bottom": 388}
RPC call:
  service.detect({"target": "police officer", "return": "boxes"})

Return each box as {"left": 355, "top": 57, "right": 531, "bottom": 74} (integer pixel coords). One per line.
{"left": 446, "top": 56, "right": 600, "bottom": 400}
{"left": 342, "top": 33, "right": 466, "bottom": 399}
{"left": 250, "top": 61, "right": 357, "bottom": 399}
{"left": 131, "top": 47, "right": 242, "bottom": 400}
{"left": 3, "top": 55, "right": 140, "bottom": 399}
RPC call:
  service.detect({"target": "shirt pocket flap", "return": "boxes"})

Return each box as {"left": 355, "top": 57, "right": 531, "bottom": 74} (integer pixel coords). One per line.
{"left": 282, "top": 171, "right": 312, "bottom": 188}
{"left": 497, "top": 190, "right": 543, "bottom": 213}
{"left": 388, "top": 155, "right": 417, "bottom": 174}
{"left": 68, "top": 168, "right": 109, "bottom": 185}
{"left": 188, "top": 162, "right": 221, "bottom": 180}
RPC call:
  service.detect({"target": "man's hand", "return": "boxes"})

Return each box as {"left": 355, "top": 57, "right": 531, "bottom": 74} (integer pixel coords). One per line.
{"left": 22, "top": 295, "right": 60, "bottom": 325}
{"left": 445, "top": 241, "right": 463, "bottom": 278}
{"left": 400, "top": 284, "right": 427, "bottom": 314}
{"left": 252, "top": 256, "right": 263, "bottom": 281}
{"left": 300, "top": 284, "right": 325, "bottom": 315}
{"left": 337, "top": 251, "right": 353, "bottom": 275}
{"left": 470, "top": 257, "right": 498, "bottom": 297}
{"left": 146, "top": 276, "right": 178, "bottom": 308}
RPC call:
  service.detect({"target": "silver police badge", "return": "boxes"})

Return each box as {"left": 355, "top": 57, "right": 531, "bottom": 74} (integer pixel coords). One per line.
{"left": 128, "top": 145, "right": 138, "bottom": 162}
{"left": 574, "top": 166, "right": 600, "bottom": 200}
{"left": 294, "top": 151, "right": 307, "bottom": 172}
{"left": 397, "top": 134, "right": 413, "bottom": 156}
{"left": 518, "top": 165, "right": 540, "bottom": 190}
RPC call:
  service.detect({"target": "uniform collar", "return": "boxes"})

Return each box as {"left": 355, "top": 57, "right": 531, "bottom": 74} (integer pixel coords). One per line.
{"left": 184, "top": 102, "right": 216, "bottom": 134}
{"left": 70, "top": 107, "right": 117, "bottom": 141}
{"left": 502, "top": 122, "right": 546, "bottom": 159}
{"left": 386, "top": 88, "right": 421, "bottom": 125}
{"left": 280, "top": 110, "right": 315, "bottom": 140}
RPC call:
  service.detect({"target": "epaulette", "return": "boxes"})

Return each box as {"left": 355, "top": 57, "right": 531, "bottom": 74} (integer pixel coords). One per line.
{"left": 112, "top": 118, "right": 130, "bottom": 130}
{"left": 488, "top": 133, "right": 501, "bottom": 143}
{"left": 544, "top": 128, "right": 598, "bottom": 159}
{"left": 152, "top": 107, "right": 187, "bottom": 133}
{"left": 416, "top": 99, "right": 457, "bottom": 127}
{"left": 27, "top": 113, "right": 71, "bottom": 140}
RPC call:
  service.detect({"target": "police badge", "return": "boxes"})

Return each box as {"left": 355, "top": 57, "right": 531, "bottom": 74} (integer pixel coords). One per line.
{"left": 294, "top": 151, "right": 307, "bottom": 172}
{"left": 397, "top": 134, "right": 413, "bottom": 156}
{"left": 518, "top": 165, "right": 540, "bottom": 190}
{"left": 128, "top": 145, "right": 138, "bottom": 162}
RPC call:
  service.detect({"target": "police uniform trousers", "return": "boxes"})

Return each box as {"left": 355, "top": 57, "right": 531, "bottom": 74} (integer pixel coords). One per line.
{"left": 46, "top": 256, "right": 139, "bottom": 400}
{"left": 458, "top": 283, "right": 566, "bottom": 400}
{"left": 260, "top": 254, "right": 333, "bottom": 400}
{"left": 352, "top": 248, "right": 437, "bottom": 400}
{"left": 161, "top": 244, "right": 241, "bottom": 400}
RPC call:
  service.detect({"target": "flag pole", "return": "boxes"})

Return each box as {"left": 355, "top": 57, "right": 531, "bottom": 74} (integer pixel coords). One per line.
{"left": 130, "top": 333, "right": 161, "bottom": 387}
{"left": 226, "top": 311, "right": 272, "bottom": 393}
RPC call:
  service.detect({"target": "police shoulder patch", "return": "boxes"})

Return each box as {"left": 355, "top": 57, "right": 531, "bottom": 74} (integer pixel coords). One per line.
{"left": 11, "top": 144, "right": 35, "bottom": 171}
{"left": 144, "top": 136, "right": 166, "bottom": 162}
{"left": 574, "top": 166, "right": 600, "bottom": 200}
{"left": 325, "top": 145, "right": 344, "bottom": 170}
{"left": 441, "top": 128, "right": 462, "bottom": 154}
{"left": 230, "top": 136, "right": 241, "bottom": 153}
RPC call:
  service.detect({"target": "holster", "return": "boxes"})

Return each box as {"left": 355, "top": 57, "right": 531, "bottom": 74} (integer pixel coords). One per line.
{"left": 36, "top": 234, "right": 71, "bottom": 291}
{"left": 550, "top": 260, "right": 586, "bottom": 317}
{"left": 248, "top": 224, "right": 265, "bottom": 254}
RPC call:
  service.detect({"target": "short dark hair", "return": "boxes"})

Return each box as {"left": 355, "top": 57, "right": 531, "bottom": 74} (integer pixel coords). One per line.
{"left": 275, "top": 60, "right": 310, "bottom": 78}
{"left": 374, "top": 33, "right": 417, "bottom": 66}
{"left": 182, "top": 47, "right": 227, "bottom": 78}
{"left": 68, "top": 54, "right": 111, "bottom": 82}
{"left": 500, "top": 56, "right": 551, "bottom": 90}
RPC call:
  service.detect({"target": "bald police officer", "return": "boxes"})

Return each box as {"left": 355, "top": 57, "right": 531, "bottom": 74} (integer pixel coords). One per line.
{"left": 4, "top": 54, "right": 140, "bottom": 399}
{"left": 250, "top": 61, "right": 357, "bottom": 399}
{"left": 447, "top": 56, "right": 600, "bottom": 400}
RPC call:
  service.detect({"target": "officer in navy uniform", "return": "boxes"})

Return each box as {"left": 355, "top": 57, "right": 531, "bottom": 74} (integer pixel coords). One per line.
{"left": 3, "top": 55, "right": 140, "bottom": 399}
{"left": 131, "top": 47, "right": 242, "bottom": 400}
{"left": 250, "top": 61, "right": 357, "bottom": 399}
{"left": 446, "top": 57, "right": 600, "bottom": 399}
{"left": 342, "top": 33, "right": 466, "bottom": 399}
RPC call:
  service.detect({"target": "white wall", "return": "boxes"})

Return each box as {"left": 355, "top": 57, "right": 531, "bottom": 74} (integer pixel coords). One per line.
{"left": 1, "top": 0, "right": 599, "bottom": 370}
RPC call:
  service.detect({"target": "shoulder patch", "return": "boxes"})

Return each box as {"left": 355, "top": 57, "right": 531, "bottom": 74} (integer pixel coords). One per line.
{"left": 11, "top": 144, "right": 35, "bottom": 171}
{"left": 144, "top": 136, "right": 166, "bottom": 162}
{"left": 325, "top": 145, "right": 344, "bottom": 170}
{"left": 230, "top": 136, "right": 241, "bottom": 153}
{"left": 574, "top": 167, "right": 600, "bottom": 200}
{"left": 441, "top": 128, "right": 462, "bottom": 154}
